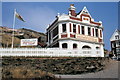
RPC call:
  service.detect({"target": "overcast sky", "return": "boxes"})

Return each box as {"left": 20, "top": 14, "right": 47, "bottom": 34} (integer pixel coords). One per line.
{"left": 2, "top": 2, "right": 118, "bottom": 50}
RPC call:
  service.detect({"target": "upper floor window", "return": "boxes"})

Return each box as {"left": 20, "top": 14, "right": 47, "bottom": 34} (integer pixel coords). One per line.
{"left": 100, "top": 30, "right": 102, "bottom": 37}
{"left": 73, "top": 24, "right": 76, "bottom": 33}
{"left": 88, "top": 27, "right": 91, "bottom": 36}
{"left": 115, "top": 35, "right": 119, "bottom": 40}
{"left": 92, "top": 28, "right": 94, "bottom": 37}
{"left": 95, "top": 29, "right": 98, "bottom": 37}
{"left": 53, "top": 26, "right": 58, "bottom": 38}
{"left": 62, "top": 24, "right": 66, "bottom": 32}
{"left": 81, "top": 26, "right": 84, "bottom": 35}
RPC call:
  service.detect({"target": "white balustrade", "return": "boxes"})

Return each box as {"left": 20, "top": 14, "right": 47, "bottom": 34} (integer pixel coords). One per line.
{"left": 0, "top": 48, "right": 101, "bottom": 57}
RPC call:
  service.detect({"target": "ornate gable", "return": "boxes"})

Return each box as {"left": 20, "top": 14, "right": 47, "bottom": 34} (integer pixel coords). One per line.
{"left": 77, "top": 6, "right": 92, "bottom": 18}
{"left": 69, "top": 6, "right": 101, "bottom": 26}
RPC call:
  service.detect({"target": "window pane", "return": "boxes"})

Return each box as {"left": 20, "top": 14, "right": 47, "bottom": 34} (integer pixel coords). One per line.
{"left": 62, "top": 43, "right": 67, "bottom": 48}
{"left": 88, "top": 27, "right": 91, "bottom": 36}
{"left": 53, "top": 26, "right": 58, "bottom": 37}
{"left": 73, "top": 44, "right": 77, "bottom": 48}
{"left": 62, "top": 24, "right": 66, "bottom": 32}
{"left": 81, "top": 26, "right": 84, "bottom": 35}
{"left": 73, "top": 24, "right": 76, "bottom": 33}
{"left": 95, "top": 29, "right": 98, "bottom": 37}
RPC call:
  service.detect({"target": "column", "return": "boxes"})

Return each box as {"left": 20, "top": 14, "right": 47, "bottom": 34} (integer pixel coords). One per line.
{"left": 76, "top": 24, "right": 78, "bottom": 34}
{"left": 100, "top": 45, "right": 104, "bottom": 57}
{"left": 71, "top": 23, "right": 73, "bottom": 33}
{"left": 58, "top": 23, "right": 62, "bottom": 38}
{"left": 59, "top": 41, "right": 62, "bottom": 49}
{"left": 91, "top": 27, "right": 93, "bottom": 36}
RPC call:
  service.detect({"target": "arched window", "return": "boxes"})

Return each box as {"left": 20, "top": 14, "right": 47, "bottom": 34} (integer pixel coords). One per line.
{"left": 82, "top": 45, "right": 91, "bottom": 49}
{"left": 62, "top": 43, "right": 67, "bottom": 48}
{"left": 96, "top": 47, "right": 100, "bottom": 49}
{"left": 73, "top": 43, "right": 77, "bottom": 49}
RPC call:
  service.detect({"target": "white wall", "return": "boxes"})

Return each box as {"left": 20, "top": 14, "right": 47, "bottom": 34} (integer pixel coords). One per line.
{"left": 59, "top": 40, "right": 104, "bottom": 57}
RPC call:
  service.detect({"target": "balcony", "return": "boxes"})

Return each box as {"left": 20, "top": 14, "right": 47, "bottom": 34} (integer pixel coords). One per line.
{"left": 60, "top": 33, "right": 103, "bottom": 43}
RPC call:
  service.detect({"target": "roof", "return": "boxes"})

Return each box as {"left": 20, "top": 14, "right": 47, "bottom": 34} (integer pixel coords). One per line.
{"left": 47, "top": 5, "right": 102, "bottom": 31}
{"left": 110, "top": 29, "right": 120, "bottom": 41}
{"left": 77, "top": 6, "right": 92, "bottom": 18}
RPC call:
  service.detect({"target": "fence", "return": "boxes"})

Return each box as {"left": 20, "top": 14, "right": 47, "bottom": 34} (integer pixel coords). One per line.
{"left": 0, "top": 48, "right": 102, "bottom": 57}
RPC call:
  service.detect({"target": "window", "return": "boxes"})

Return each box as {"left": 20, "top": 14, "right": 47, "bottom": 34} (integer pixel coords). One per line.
{"left": 73, "top": 43, "right": 77, "bottom": 49}
{"left": 70, "top": 23, "right": 72, "bottom": 32}
{"left": 62, "top": 43, "right": 67, "bottom": 48}
{"left": 81, "top": 26, "right": 84, "bottom": 35}
{"left": 73, "top": 24, "right": 76, "bottom": 33}
{"left": 112, "top": 43, "right": 115, "bottom": 48}
{"left": 38, "top": 37, "right": 42, "bottom": 42}
{"left": 88, "top": 27, "right": 91, "bottom": 36}
{"left": 49, "top": 32, "right": 51, "bottom": 43}
{"left": 46, "top": 32, "right": 48, "bottom": 42}
{"left": 95, "top": 29, "right": 98, "bottom": 37}
{"left": 82, "top": 45, "right": 91, "bottom": 49}
{"left": 96, "top": 47, "right": 100, "bottom": 49}
{"left": 92, "top": 28, "right": 94, "bottom": 36}
{"left": 115, "top": 35, "right": 119, "bottom": 40}
{"left": 78, "top": 25, "right": 80, "bottom": 34}
{"left": 53, "top": 26, "right": 58, "bottom": 38}
{"left": 62, "top": 24, "right": 66, "bottom": 32}
{"left": 100, "top": 30, "right": 102, "bottom": 37}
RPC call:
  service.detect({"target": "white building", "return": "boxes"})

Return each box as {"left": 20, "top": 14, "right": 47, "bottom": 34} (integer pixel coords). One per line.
{"left": 46, "top": 4, "right": 104, "bottom": 57}
{"left": 110, "top": 29, "right": 120, "bottom": 59}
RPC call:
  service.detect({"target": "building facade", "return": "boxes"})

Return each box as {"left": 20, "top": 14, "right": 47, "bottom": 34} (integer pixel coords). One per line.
{"left": 110, "top": 29, "right": 120, "bottom": 59}
{"left": 46, "top": 4, "right": 104, "bottom": 57}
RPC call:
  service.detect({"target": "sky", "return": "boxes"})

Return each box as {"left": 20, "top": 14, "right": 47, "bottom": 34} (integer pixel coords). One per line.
{"left": 2, "top": 2, "right": 118, "bottom": 50}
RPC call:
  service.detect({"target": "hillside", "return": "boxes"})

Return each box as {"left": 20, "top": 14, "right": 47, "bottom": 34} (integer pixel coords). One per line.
{"left": 2, "top": 57, "right": 110, "bottom": 79}
{"left": 0, "top": 27, "right": 46, "bottom": 48}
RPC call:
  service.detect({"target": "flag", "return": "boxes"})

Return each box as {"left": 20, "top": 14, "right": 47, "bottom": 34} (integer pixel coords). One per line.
{"left": 15, "top": 10, "right": 25, "bottom": 22}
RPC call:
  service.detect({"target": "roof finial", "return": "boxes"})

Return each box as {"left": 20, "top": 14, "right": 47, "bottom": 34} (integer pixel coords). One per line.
{"left": 69, "top": 4, "right": 76, "bottom": 16}
{"left": 70, "top": 4, "right": 74, "bottom": 7}
{"left": 69, "top": 4, "right": 76, "bottom": 11}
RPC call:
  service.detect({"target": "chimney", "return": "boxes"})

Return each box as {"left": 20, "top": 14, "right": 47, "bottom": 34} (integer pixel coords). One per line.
{"left": 69, "top": 4, "right": 76, "bottom": 16}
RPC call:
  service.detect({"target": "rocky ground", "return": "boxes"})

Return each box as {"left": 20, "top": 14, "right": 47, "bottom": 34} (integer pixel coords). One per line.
{"left": 56, "top": 59, "right": 119, "bottom": 79}
{"left": 1, "top": 57, "right": 110, "bottom": 80}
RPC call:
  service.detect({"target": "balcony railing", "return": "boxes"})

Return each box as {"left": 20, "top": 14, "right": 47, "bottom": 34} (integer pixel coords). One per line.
{"left": 0, "top": 48, "right": 102, "bottom": 57}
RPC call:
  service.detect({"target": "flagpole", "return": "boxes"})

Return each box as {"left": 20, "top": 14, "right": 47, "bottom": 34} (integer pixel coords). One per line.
{"left": 11, "top": 9, "right": 16, "bottom": 48}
